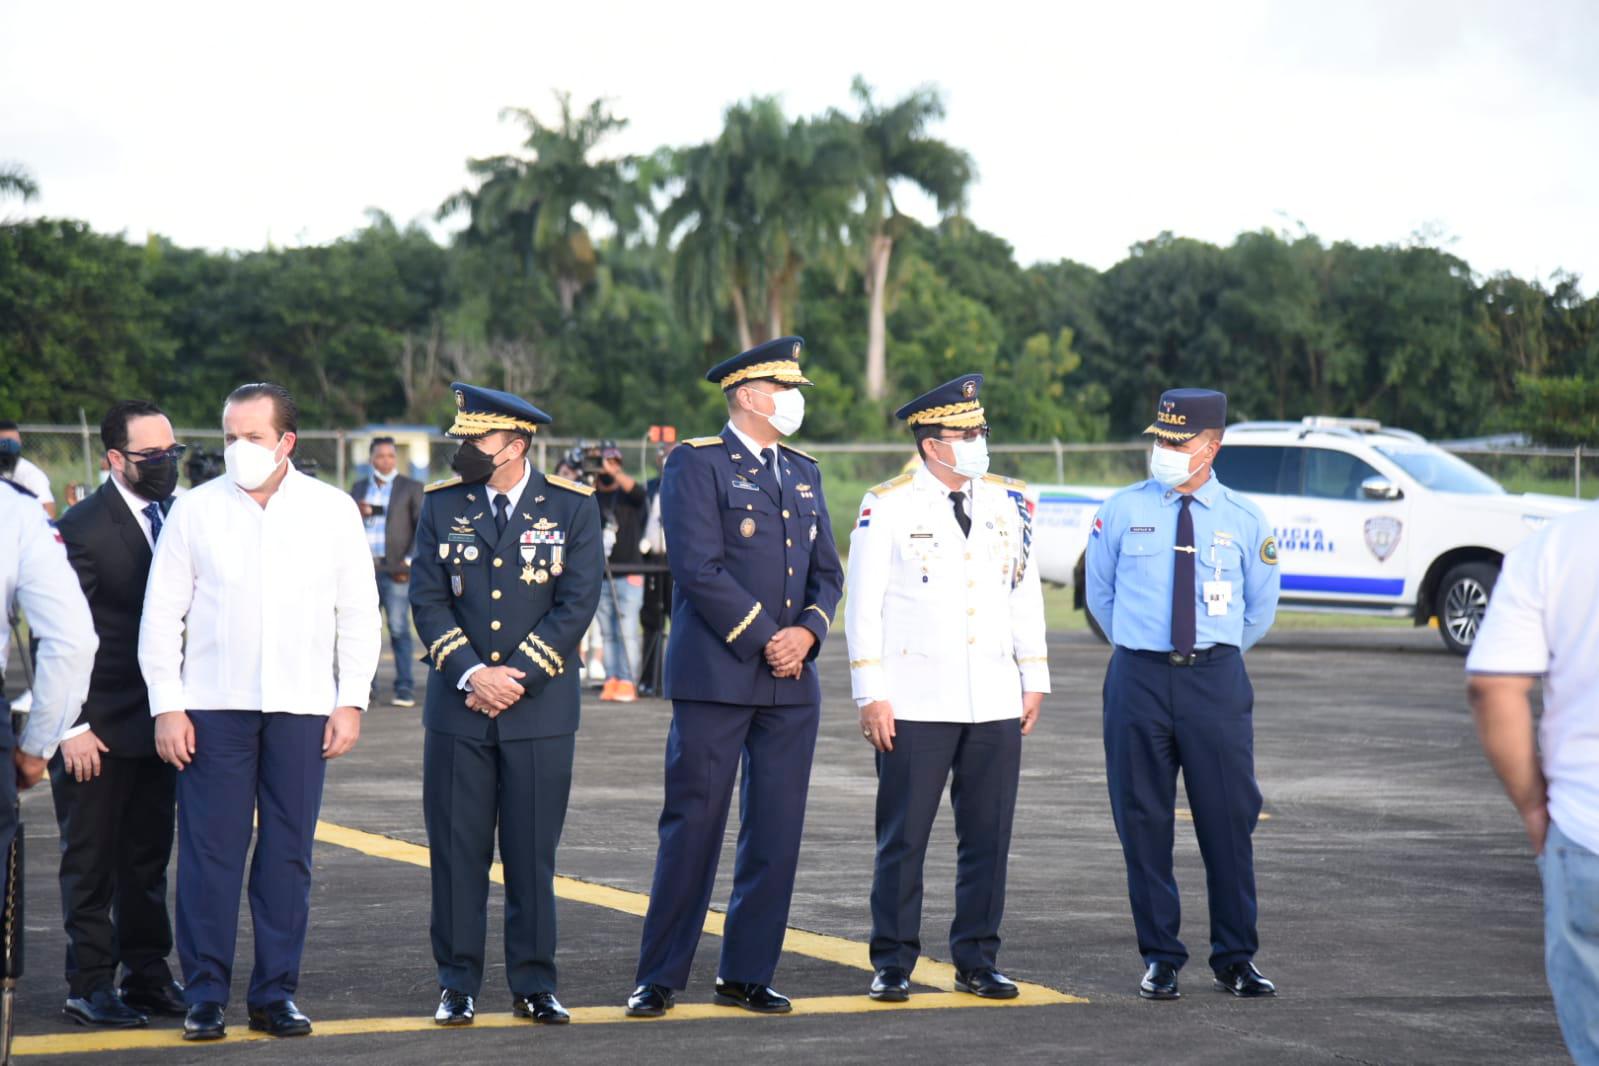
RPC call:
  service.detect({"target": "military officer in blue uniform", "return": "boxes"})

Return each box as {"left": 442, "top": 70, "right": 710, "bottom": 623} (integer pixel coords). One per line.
{"left": 411, "top": 383, "right": 603, "bottom": 1026}
{"left": 1085, "top": 388, "right": 1282, "bottom": 1002}
{"left": 626, "top": 337, "right": 845, "bottom": 1018}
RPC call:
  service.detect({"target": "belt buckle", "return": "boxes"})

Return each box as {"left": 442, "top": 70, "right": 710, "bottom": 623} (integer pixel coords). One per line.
{"left": 1168, "top": 652, "right": 1196, "bottom": 667}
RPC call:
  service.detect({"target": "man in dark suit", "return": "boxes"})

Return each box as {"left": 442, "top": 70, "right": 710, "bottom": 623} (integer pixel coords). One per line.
{"left": 52, "top": 400, "right": 187, "bottom": 1027}
{"left": 351, "top": 436, "right": 425, "bottom": 707}
{"left": 625, "top": 337, "right": 845, "bottom": 1018}
{"left": 411, "top": 383, "right": 603, "bottom": 1027}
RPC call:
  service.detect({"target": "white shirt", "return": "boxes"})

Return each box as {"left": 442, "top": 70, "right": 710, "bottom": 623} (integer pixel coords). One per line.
{"left": 0, "top": 483, "right": 97, "bottom": 757}
{"left": 845, "top": 464, "right": 1050, "bottom": 722}
{"left": 110, "top": 474, "right": 159, "bottom": 550}
{"left": 726, "top": 423, "right": 781, "bottom": 488}
{"left": 10, "top": 456, "right": 54, "bottom": 507}
{"left": 1467, "top": 502, "right": 1599, "bottom": 856}
{"left": 458, "top": 462, "right": 532, "bottom": 691}
{"left": 138, "top": 468, "right": 381, "bottom": 716}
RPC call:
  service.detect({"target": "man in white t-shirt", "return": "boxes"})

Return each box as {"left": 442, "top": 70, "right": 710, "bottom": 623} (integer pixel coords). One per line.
{"left": 1467, "top": 504, "right": 1599, "bottom": 1065}
{"left": 0, "top": 420, "right": 57, "bottom": 517}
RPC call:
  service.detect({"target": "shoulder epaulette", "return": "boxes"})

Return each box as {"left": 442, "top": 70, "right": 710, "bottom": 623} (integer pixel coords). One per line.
{"left": 683, "top": 436, "right": 725, "bottom": 448}
{"left": 870, "top": 472, "right": 914, "bottom": 496}
{"left": 424, "top": 476, "right": 462, "bottom": 494}
{"left": 546, "top": 473, "right": 596, "bottom": 497}
{"left": 778, "top": 441, "right": 817, "bottom": 462}
{"left": 982, "top": 473, "right": 1027, "bottom": 490}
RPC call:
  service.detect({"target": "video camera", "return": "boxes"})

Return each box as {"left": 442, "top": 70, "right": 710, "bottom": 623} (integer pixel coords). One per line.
{"left": 185, "top": 446, "right": 225, "bottom": 487}
{"left": 578, "top": 439, "right": 624, "bottom": 486}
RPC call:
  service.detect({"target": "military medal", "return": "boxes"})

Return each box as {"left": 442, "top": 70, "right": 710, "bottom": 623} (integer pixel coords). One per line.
{"left": 438, "top": 544, "right": 450, "bottom": 561}
{"left": 450, "top": 573, "right": 463, "bottom": 597}
{"left": 463, "top": 545, "right": 479, "bottom": 562}
{"left": 534, "top": 569, "right": 550, "bottom": 584}
{"left": 740, "top": 517, "right": 756, "bottom": 538}
{"left": 521, "top": 564, "right": 538, "bottom": 585}
{"left": 550, "top": 546, "right": 564, "bottom": 576}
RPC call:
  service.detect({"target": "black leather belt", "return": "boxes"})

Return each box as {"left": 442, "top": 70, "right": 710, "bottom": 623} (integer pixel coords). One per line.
{"left": 1122, "top": 645, "right": 1238, "bottom": 667}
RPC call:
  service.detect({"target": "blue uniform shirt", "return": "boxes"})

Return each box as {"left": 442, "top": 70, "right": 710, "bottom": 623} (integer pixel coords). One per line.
{"left": 1086, "top": 476, "right": 1280, "bottom": 652}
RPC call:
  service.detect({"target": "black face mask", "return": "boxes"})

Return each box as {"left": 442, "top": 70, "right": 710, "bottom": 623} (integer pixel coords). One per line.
{"left": 450, "top": 440, "right": 510, "bottom": 485}
{"left": 0, "top": 440, "right": 18, "bottom": 479}
{"left": 127, "top": 455, "right": 180, "bottom": 502}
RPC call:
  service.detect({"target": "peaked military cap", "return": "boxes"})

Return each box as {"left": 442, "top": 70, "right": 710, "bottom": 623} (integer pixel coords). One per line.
{"left": 894, "top": 373, "right": 987, "bottom": 429}
{"left": 445, "top": 381, "right": 552, "bottom": 438}
{"left": 705, "top": 336, "right": 814, "bottom": 390}
{"left": 1144, "top": 388, "right": 1227, "bottom": 443}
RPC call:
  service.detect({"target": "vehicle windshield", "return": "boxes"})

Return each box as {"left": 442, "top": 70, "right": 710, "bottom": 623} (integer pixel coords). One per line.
{"left": 1372, "top": 445, "right": 1505, "bottom": 495}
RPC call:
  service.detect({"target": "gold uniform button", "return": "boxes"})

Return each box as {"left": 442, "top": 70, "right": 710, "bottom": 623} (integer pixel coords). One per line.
{"left": 968, "top": 580, "right": 975, "bottom": 588}
{"left": 491, "top": 620, "right": 502, "bottom": 631}
{"left": 965, "top": 552, "right": 972, "bottom": 561}
{"left": 492, "top": 590, "right": 502, "bottom": 600}
{"left": 493, "top": 557, "right": 504, "bottom": 568}
{"left": 787, "top": 567, "right": 794, "bottom": 576}
{"left": 785, "top": 598, "right": 792, "bottom": 607}
{"left": 490, "top": 651, "right": 502, "bottom": 662}
{"left": 786, "top": 538, "right": 793, "bottom": 547}
{"left": 747, "top": 504, "right": 754, "bottom": 511}
{"left": 782, "top": 509, "right": 790, "bottom": 518}
{"left": 967, "top": 607, "right": 976, "bottom": 616}
{"left": 968, "top": 636, "right": 976, "bottom": 645}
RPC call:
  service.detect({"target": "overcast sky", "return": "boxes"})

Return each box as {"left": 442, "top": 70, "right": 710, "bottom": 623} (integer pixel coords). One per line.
{"left": 4, "top": 0, "right": 1595, "bottom": 289}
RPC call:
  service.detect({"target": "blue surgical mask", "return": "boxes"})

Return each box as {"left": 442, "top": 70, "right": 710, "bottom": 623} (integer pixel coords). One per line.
{"left": 1149, "top": 443, "right": 1206, "bottom": 489}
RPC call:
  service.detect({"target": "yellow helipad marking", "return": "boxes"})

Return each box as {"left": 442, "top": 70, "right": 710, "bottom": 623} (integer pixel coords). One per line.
{"left": 1175, "top": 809, "right": 1272, "bottom": 822}
{"left": 13, "top": 820, "right": 1082, "bottom": 1057}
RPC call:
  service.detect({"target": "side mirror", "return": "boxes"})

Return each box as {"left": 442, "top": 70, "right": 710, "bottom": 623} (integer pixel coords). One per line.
{"left": 1361, "top": 476, "right": 1402, "bottom": 501}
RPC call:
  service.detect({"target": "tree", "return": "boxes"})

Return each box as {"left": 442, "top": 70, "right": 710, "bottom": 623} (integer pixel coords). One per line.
{"left": 0, "top": 164, "right": 37, "bottom": 205}
{"left": 837, "top": 78, "right": 973, "bottom": 400}
{"left": 439, "top": 94, "right": 648, "bottom": 316}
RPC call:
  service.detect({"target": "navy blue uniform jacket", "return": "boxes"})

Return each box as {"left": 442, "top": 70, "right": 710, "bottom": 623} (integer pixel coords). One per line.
{"left": 660, "top": 429, "right": 845, "bottom": 707}
{"left": 411, "top": 468, "right": 603, "bottom": 740}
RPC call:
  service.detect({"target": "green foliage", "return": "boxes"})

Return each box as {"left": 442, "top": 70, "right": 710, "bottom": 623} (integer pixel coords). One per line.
{"left": 1507, "top": 375, "right": 1599, "bottom": 446}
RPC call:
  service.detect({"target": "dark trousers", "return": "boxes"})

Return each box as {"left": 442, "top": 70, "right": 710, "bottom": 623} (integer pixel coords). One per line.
{"left": 870, "top": 718, "right": 1022, "bottom": 975}
{"left": 635, "top": 699, "right": 819, "bottom": 989}
{"left": 423, "top": 727, "right": 575, "bottom": 997}
{"left": 1103, "top": 647, "right": 1262, "bottom": 971}
{"left": 175, "top": 711, "right": 327, "bottom": 1008}
{"left": 639, "top": 566, "right": 672, "bottom": 693}
{"left": 49, "top": 751, "right": 176, "bottom": 996}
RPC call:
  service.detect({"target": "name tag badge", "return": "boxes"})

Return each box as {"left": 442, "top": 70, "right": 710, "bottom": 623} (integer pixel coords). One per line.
{"left": 1203, "top": 579, "right": 1232, "bottom": 617}
{"left": 731, "top": 479, "right": 761, "bottom": 493}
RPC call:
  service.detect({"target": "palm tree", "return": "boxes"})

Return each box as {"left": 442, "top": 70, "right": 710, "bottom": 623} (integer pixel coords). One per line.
{"left": 660, "top": 97, "right": 855, "bottom": 348}
{"left": 439, "top": 94, "right": 647, "bottom": 316}
{"left": 839, "top": 78, "right": 974, "bottom": 400}
{"left": 0, "top": 164, "right": 39, "bottom": 204}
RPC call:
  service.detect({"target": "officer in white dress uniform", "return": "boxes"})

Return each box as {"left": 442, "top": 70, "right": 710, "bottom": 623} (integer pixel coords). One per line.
{"left": 844, "top": 374, "right": 1050, "bottom": 1003}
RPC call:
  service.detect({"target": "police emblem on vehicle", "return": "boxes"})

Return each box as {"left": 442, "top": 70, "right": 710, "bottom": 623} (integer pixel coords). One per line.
{"left": 1363, "top": 516, "right": 1403, "bottom": 563}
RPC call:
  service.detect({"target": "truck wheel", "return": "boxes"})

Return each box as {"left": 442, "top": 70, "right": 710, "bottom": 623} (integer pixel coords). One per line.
{"left": 1435, "top": 561, "right": 1497, "bottom": 655}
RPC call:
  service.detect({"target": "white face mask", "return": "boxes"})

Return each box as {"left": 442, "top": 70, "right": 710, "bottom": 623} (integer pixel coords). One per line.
{"left": 372, "top": 467, "right": 396, "bottom": 484}
{"left": 1149, "top": 443, "right": 1207, "bottom": 489}
{"left": 225, "top": 438, "right": 287, "bottom": 491}
{"left": 749, "top": 386, "right": 805, "bottom": 437}
{"left": 933, "top": 437, "right": 990, "bottom": 480}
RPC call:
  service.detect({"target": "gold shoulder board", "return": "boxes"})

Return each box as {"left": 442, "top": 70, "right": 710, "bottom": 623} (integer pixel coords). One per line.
{"left": 982, "top": 473, "right": 1028, "bottom": 490}
{"left": 870, "top": 472, "right": 914, "bottom": 495}
{"left": 778, "top": 441, "right": 817, "bottom": 462}
{"left": 546, "top": 473, "right": 596, "bottom": 497}
{"left": 684, "top": 436, "right": 725, "bottom": 448}
{"left": 424, "top": 476, "right": 462, "bottom": 494}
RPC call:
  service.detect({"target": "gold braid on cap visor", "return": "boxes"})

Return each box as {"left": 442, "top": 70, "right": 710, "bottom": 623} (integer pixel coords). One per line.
{"left": 717, "top": 360, "right": 813, "bottom": 389}
{"left": 905, "top": 401, "right": 986, "bottom": 429}
{"left": 448, "top": 410, "right": 542, "bottom": 437}
{"left": 1143, "top": 422, "right": 1200, "bottom": 442}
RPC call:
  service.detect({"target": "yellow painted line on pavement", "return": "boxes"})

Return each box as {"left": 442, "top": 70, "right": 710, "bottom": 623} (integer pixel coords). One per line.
{"left": 12, "top": 820, "right": 1082, "bottom": 1057}
{"left": 1175, "top": 809, "right": 1272, "bottom": 822}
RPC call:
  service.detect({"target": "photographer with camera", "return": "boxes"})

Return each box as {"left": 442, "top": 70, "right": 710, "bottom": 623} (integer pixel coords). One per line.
{"left": 587, "top": 440, "right": 647, "bottom": 703}
{"left": 352, "top": 437, "right": 424, "bottom": 708}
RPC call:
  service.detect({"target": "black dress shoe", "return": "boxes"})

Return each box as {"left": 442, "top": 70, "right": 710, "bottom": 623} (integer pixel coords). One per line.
{"left": 183, "top": 1001, "right": 227, "bottom": 1041}
{"left": 1139, "top": 961, "right": 1180, "bottom": 1000}
{"left": 247, "top": 999, "right": 312, "bottom": 1037}
{"left": 713, "top": 978, "right": 792, "bottom": 1014}
{"left": 512, "top": 992, "right": 570, "bottom": 1024}
{"left": 63, "top": 985, "right": 149, "bottom": 1028}
{"left": 869, "top": 967, "right": 910, "bottom": 1002}
{"left": 120, "top": 978, "right": 186, "bottom": 1017}
{"left": 1213, "top": 961, "right": 1277, "bottom": 998}
{"left": 434, "top": 988, "right": 475, "bottom": 1025}
{"left": 625, "top": 983, "right": 675, "bottom": 1018}
{"left": 954, "top": 969, "right": 1019, "bottom": 1000}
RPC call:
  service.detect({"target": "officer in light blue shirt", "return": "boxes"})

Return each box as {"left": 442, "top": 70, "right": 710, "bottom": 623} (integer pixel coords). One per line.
{"left": 1085, "top": 388, "right": 1281, "bottom": 1004}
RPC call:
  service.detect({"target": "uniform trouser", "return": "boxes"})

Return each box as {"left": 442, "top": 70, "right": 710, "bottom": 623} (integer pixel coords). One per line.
{"left": 423, "top": 726, "right": 575, "bottom": 997}
{"left": 635, "top": 699, "right": 819, "bottom": 989}
{"left": 869, "top": 719, "right": 1022, "bottom": 975}
{"left": 49, "top": 751, "right": 177, "bottom": 996}
{"left": 1102, "top": 646, "right": 1261, "bottom": 971}
{"left": 176, "top": 711, "right": 327, "bottom": 1008}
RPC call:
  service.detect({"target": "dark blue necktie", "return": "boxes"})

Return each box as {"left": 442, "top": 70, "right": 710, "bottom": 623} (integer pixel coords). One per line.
{"left": 142, "top": 501, "right": 163, "bottom": 544}
{"left": 1172, "top": 495, "right": 1196, "bottom": 656}
{"left": 494, "top": 495, "right": 510, "bottom": 537}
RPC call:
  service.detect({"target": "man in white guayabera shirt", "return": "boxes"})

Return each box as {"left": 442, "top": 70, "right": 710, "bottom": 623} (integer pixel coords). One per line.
{"left": 139, "top": 383, "right": 379, "bottom": 1043}
{"left": 1467, "top": 502, "right": 1599, "bottom": 1066}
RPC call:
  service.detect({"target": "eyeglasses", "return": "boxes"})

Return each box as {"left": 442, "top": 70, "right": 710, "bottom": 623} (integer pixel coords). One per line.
{"left": 936, "top": 427, "right": 990, "bottom": 443}
{"left": 120, "top": 445, "right": 188, "bottom": 465}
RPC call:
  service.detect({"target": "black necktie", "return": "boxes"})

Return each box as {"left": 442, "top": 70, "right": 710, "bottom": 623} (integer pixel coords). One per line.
{"left": 950, "top": 490, "right": 971, "bottom": 538}
{"left": 494, "top": 494, "right": 510, "bottom": 537}
{"left": 142, "top": 501, "right": 163, "bottom": 543}
{"left": 1172, "top": 494, "right": 1196, "bottom": 656}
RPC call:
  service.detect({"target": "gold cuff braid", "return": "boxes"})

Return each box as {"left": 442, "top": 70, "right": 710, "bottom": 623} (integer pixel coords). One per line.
{"left": 803, "top": 604, "right": 832, "bottom": 631}
{"left": 434, "top": 635, "right": 470, "bottom": 671}
{"left": 519, "top": 641, "right": 559, "bottom": 678}
{"left": 725, "top": 602, "right": 762, "bottom": 644}
{"left": 429, "top": 628, "right": 463, "bottom": 665}
{"left": 525, "top": 633, "right": 564, "bottom": 672}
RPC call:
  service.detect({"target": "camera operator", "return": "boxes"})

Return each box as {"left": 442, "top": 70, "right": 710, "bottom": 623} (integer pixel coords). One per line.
{"left": 184, "top": 447, "right": 225, "bottom": 488}
{"left": 638, "top": 439, "right": 677, "bottom": 697}
{"left": 587, "top": 440, "right": 646, "bottom": 703}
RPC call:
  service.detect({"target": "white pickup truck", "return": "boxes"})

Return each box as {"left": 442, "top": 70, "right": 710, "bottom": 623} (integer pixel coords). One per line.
{"left": 1028, "top": 417, "right": 1586, "bottom": 654}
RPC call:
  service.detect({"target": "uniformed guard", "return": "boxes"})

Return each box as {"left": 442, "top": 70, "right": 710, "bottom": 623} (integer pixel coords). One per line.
{"left": 410, "top": 383, "right": 603, "bottom": 1026}
{"left": 0, "top": 478, "right": 100, "bottom": 1054}
{"left": 1084, "top": 388, "right": 1281, "bottom": 1001}
{"left": 625, "top": 336, "right": 845, "bottom": 1018}
{"left": 844, "top": 374, "right": 1050, "bottom": 1003}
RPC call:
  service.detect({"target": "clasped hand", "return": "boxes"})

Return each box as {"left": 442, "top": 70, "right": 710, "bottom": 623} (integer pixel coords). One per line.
{"left": 763, "top": 626, "right": 816, "bottom": 679}
{"left": 465, "top": 665, "right": 527, "bottom": 717}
